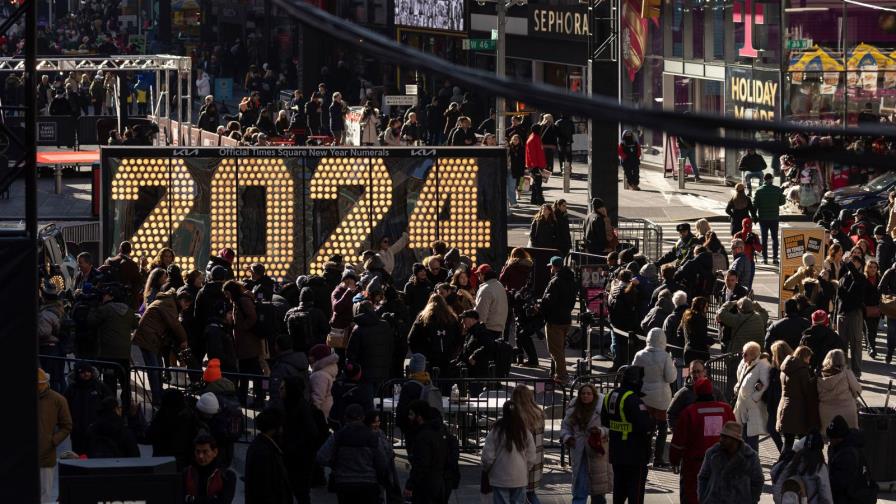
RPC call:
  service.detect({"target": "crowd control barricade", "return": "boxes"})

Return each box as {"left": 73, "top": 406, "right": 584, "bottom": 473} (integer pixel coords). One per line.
{"left": 570, "top": 217, "right": 662, "bottom": 261}
{"left": 40, "top": 354, "right": 268, "bottom": 443}
{"left": 704, "top": 352, "right": 740, "bottom": 403}
{"left": 375, "top": 376, "right": 568, "bottom": 458}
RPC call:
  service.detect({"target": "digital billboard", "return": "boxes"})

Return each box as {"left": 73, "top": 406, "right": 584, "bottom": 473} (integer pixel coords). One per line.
{"left": 394, "top": 0, "right": 465, "bottom": 32}
{"left": 101, "top": 147, "right": 507, "bottom": 282}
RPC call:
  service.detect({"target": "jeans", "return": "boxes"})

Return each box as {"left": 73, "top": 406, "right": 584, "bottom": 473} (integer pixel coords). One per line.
{"left": 742, "top": 170, "right": 764, "bottom": 195}
{"left": 527, "top": 490, "right": 543, "bottom": 504}
{"left": 508, "top": 173, "right": 518, "bottom": 206}
{"left": 680, "top": 149, "right": 699, "bottom": 179}
{"left": 759, "top": 219, "right": 780, "bottom": 261}
{"left": 493, "top": 486, "right": 526, "bottom": 504}
{"left": 743, "top": 259, "right": 756, "bottom": 291}
{"left": 653, "top": 416, "right": 668, "bottom": 464}
{"left": 140, "top": 347, "right": 163, "bottom": 407}
{"left": 766, "top": 408, "right": 783, "bottom": 453}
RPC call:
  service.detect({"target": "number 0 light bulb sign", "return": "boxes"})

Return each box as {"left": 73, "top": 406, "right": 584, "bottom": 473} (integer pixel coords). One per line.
{"left": 102, "top": 147, "right": 507, "bottom": 281}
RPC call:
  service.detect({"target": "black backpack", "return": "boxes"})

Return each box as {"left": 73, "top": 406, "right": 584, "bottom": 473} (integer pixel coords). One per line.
{"left": 254, "top": 300, "right": 278, "bottom": 347}
{"left": 285, "top": 308, "right": 317, "bottom": 353}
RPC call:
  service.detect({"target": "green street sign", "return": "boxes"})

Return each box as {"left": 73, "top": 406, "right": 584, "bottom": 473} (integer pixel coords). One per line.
{"left": 786, "top": 39, "right": 813, "bottom": 50}
{"left": 463, "top": 39, "right": 496, "bottom": 51}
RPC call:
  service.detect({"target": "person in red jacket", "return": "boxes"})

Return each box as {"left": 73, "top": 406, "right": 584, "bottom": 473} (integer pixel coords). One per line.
{"left": 526, "top": 124, "right": 546, "bottom": 205}
{"left": 618, "top": 129, "right": 642, "bottom": 190}
{"left": 733, "top": 218, "right": 762, "bottom": 263}
{"left": 669, "top": 377, "right": 735, "bottom": 504}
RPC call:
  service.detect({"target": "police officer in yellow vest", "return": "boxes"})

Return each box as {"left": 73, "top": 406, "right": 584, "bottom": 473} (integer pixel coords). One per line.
{"left": 600, "top": 365, "right": 654, "bottom": 504}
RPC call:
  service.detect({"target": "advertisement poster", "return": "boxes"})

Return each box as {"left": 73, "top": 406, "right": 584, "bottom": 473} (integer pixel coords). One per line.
{"left": 778, "top": 224, "right": 827, "bottom": 316}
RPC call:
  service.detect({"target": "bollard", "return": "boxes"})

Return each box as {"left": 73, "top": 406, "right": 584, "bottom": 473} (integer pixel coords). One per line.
{"left": 678, "top": 158, "right": 686, "bottom": 190}
{"left": 563, "top": 161, "right": 571, "bottom": 193}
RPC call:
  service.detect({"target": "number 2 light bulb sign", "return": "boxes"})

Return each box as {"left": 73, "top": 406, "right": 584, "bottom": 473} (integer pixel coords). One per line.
{"left": 101, "top": 147, "right": 508, "bottom": 282}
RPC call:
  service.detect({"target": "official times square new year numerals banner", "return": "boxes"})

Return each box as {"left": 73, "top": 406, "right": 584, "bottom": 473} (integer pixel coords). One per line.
{"left": 101, "top": 147, "right": 507, "bottom": 283}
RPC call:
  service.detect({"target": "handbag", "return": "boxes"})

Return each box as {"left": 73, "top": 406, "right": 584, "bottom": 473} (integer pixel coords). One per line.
{"left": 864, "top": 305, "right": 882, "bottom": 318}
{"left": 587, "top": 430, "right": 605, "bottom": 455}
{"left": 326, "top": 326, "right": 348, "bottom": 349}
{"left": 480, "top": 470, "right": 492, "bottom": 494}
{"left": 880, "top": 294, "right": 896, "bottom": 318}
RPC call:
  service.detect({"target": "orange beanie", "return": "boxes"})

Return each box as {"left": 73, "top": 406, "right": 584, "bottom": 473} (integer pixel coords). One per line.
{"left": 203, "top": 359, "right": 222, "bottom": 383}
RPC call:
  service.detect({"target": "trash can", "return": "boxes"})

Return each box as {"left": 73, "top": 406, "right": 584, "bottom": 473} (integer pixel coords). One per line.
{"left": 858, "top": 407, "right": 896, "bottom": 483}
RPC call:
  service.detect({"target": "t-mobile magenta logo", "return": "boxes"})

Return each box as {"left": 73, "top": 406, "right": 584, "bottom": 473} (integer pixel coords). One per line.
{"left": 733, "top": 0, "right": 765, "bottom": 58}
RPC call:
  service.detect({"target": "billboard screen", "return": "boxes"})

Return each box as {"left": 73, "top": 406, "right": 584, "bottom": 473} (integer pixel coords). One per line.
{"left": 101, "top": 147, "right": 507, "bottom": 282}
{"left": 394, "top": 0, "right": 465, "bottom": 32}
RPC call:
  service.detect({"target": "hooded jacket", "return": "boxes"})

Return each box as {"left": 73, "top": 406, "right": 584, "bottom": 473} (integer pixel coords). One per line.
{"left": 697, "top": 441, "right": 764, "bottom": 504}
{"left": 39, "top": 386, "right": 72, "bottom": 467}
{"left": 540, "top": 266, "right": 577, "bottom": 325}
{"left": 631, "top": 329, "right": 677, "bottom": 410}
{"left": 475, "top": 278, "right": 509, "bottom": 333}
{"left": 310, "top": 353, "right": 339, "bottom": 417}
{"left": 133, "top": 290, "right": 187, "bottom": 354}
{"left": 64, "top": 366, "right": 111, "bottom": 453}
{"left": 777, "top": 355, "right": 820, "bottom": 435}
{"left": 641, "top": 296, "right": 674, "bottom": 334}
{"left": 827, "top": 429, "right": 869, "bottom": 504}
{"left": 817, "top": 368, "right": 861, "bottom": 430}
{"left": 89, "top": 300, "right": 137, "bottom": 359}
{"left": 331, "top": 284, "right": 358, "bottom": 330}
{"left": 317, "top": 421, "right": 388, "bottom": 486}
{"left": 499, "top": 257, "right": 534, "bottom": 291}
{"left": 799, "top": 324, "right": 846, "bottom": 375}
{"left": 346, "top": 311, "right": 395, "bottom": 388}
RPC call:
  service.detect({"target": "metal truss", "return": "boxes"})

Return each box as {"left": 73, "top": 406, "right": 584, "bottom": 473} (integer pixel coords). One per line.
{"left": 0, "top": 55, "right": 191, "bottom": 73}
{"left": 588, "top": 0, "right": 618, "bottom": 63}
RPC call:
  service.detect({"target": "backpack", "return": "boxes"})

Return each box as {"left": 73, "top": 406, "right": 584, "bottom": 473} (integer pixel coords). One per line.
{"left": 413, "top": 380, "right": 444, "bottom": 415}
{"left": 253, "top": 299, "right": 278, "bottom": 347}
{"left": 492, "top": 338, "right": 514, "bottom": 378}
{"left": 214, "top": 393, "right": 244, "bottom": 441}
{"left": 285, "top": 308, "right": 318, "bottom": 353}
{"left": 444, "top": 430, "right": 461, "bottom": 490}
{"left": 780, "top": 476, "right": 809, "bottom": 504}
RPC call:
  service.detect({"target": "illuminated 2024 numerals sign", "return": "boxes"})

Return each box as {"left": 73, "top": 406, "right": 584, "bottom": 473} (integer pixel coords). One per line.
{"left": 101, "top": 147, "right": 507, "bottom": 281}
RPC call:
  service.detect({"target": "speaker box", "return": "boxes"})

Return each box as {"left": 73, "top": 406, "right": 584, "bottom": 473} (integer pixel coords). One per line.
{"left": 58, "top": 457, "right": 180, "bottom": 504}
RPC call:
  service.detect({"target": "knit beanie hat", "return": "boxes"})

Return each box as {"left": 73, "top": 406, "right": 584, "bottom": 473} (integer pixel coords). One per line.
{"left": 409, "top": 353, "right": 427, "bottom": 374}
{"left": 802, "top": 253, "right": 816, "bottom": 268}
{"left": 196, "top": 392, "right": 220, "bottom": 415}
{"left": 826, "top": 415, "right": 850, "bottom": 439}
{"left": 203, "top": 359, "right": 222, "bottom": 383}
{"left": 309, "top": 343, "right": 332, "bottom": 362}
{"left": 210, "top": 265, "right": 228, "bottom": 282}
{"left": 811, "top": 309, "right": 829, "bottom": 326}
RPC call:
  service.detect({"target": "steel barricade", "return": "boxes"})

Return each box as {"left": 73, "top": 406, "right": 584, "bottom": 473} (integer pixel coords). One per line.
{"left": 570, "top": 217, "right": 663, "bottom": 261}
{"left": 375, "top": 377, "right": 569, "bottom": 459}
{"left": 705, "top": 352, "right": 740, "bottom": 404}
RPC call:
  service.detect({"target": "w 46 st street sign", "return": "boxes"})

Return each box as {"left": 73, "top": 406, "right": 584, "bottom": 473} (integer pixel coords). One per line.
{"left": 462, "top": 39, "right": 497, "bottom": 51}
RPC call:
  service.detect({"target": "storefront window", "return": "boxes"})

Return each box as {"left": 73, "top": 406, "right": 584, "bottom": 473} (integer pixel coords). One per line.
{"left": 784, "top": 72, "right": 845, "bottom": 124}
{"left": 692, "top": 0, "right": 705, "bottom": 60}
{"left": 712, "top": 2, "right": 725, "bottom": 60}
{"left": 667, "top": 0, "right": 685, "bottom": 57}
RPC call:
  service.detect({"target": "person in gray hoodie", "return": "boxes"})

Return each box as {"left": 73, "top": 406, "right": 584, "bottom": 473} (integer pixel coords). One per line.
{"left": 642, "top": 289, "right": 675, "bottom": 335}
{"left": 631, "top": 327, "right": 677, "bottom": 467}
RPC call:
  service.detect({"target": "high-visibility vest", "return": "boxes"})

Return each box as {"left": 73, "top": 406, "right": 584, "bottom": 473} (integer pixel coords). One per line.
{"left": 604, "top": 389, "right": 634, "bottom": 440}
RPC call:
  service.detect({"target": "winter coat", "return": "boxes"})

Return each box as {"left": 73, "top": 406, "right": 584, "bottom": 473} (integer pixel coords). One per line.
{"left": 39, "top": 387, "right": 72, "bottom": 467}
{"left": 475, "top": 278, "right": 509, "bottom": 333}
{"left": 405, "top": 418, "right": 449, "bottom": 501}
{"left": 407, "top": 320, "right": 462, "bottom": 373}
{"left": 268, "top": 350, "right": 310, "bottom": 406}
{"left": 657, "top": 233, "right": 697, "bottom": 267}
{"left": 310, "top": 353, "right": 339, "bottom": 418}
{"left": 733, "top": 357, "right": 770, "bottom": 437}
{"left": 104, "top": 253, "right": 143, "bottom": 307}
{"left": 331, "top": 284, "right": 357, "bottom": 329}
{"left": 641, "top": 297, "right": 674, "bottom": 335}
{"left": 682, "top": 312, "right": 713, "bottom": 363}
{"left": 698, "top": 442, "right": 764, "bottom": 504}
{"left": 37, "top": 300, "right": 63, "bottom": 345}
{"left": 675, "top": 251, "right": 716, "bottom": 298}
{"left": 663, "top": 305, "right": 688, "bottom": 354}
{"left": 631, "top": 330, "right": 677, "bottom": 410}
{"left": 765, "top": 314, "right": 811, "bottom": 353}
{"left": 87, "top": 413, "right": 140, "bottom": 458}
{"left": 284, "top": 302, "right": 331, "bottom": 353}
{"left": 528, "top": 218, "right": 557, "bottom": 248}
{"left": 555, "top": 212, "right": 573, "bottom": 255}
{"left": 753, "top": 182, "right": 786, "bottom": 221}
{"left": 64, "top": 372, "right": 111, "bottom": 453}
{"left": 667, "top": 382, "right": 726, "bottom": 431}
{"left": 245, "top": 433, "right": 293, "bottom": 504}
{"left": 877, "top": 235, "right": 896, "bottom": 272}
{"left": 560, "top": 398, "right": 613, "bottom": 495}
{"left": 817, "top": 368, "right": 861, "bottom": 430}
{"left": 609, "top": 280, "right": 639, "bottom": 332}
{"left": 347, "top": 311, "right": 395, "bottom": 388}
{"left": 404, "top": 279, "right": 434, "bottom": 321}
{"left": 133, "top": 290, "right": 187, "bottom": 354}
{"left": 525, "top": 133, "right": 546, "bottom": 169}
{"left": 726, "top": 197, "right": 758, "bottom": 230}
{"left": 317, "top": 421, "right": 388, "bottom": 486}
{"left": 500, "top": 258, "right": 534, "bottom": 292}
{"left": 540, "top": 267, "right": 577, "bottom": 325}
{"left": 583, "top": 210, "right": 611, "bottom": 254}
{"left": 481, "top": 425, "right": 538, "bottom": 489}
{"left": 837, "top": 262, "right": 865, "bottom": 314}
{"left": 194, "top": 282, "right": 227, "bottom": 325}
{"left": 669, "top": 399, "right": 736, "bottom": 463}
{"left": 827, "top": 429, "right": 868, "bottom": 504}
{"left": 232, "top": 292, "right": 262, "bottom": 360}
{"left": 457, "top": 322, "right": 497, "bottom": 379}
{"left": 800, "top": 325, "right": 847, "bottom": 375}
{"left": 777, "top": 355, "right": 820, "bottom": 435}
{"left": 717, "top": 301, "right": 768, "bottom": 354}
{"left": 88, "top": 301, "right": 138, "bottom": 360}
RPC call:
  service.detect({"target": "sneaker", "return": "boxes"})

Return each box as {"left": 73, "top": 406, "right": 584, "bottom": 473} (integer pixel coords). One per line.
{"left": 870, "top": 349, "right": 878, "bottom": 359}
{"left": 773, "top": 258, "right": 779, "bottom": 265}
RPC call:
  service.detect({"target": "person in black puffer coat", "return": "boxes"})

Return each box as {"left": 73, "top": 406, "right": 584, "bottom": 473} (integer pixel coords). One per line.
{"left": 764, "top": 298, "right": 810, "bottom": 352}
{"left": 285, "top": 287, "right": 331, "bottom": 354}
{"left": 405, "top": 263, "right": 434, "bottom": 322}
{"left": 87, "top": 397, "right": 140, "bottom": 458}
{"left": 826, "top": 416, "right": 874, "bottom": 504}
{"left": 799, "top": 310, "right": 847, "bottom": 375}
{"left": 609, "top": 270, "right": 640, "bottom": 334}
{"left": 347, "top": 301, "right": 395, "bottom": 391}
{"left": 281, "top": 376, "right": 325, "bottom": 504}
{"left": 64, "top": 362, "right": 112, "bottom": 454}
{"left": 377, "top": 286, "right": 413, "bottom": 380}
{"left": 674, "top": 247, "right": 716, "bottom": 299}
{"left": 145, "top": 389, "right": 199, "bottom": 470}
{"left": 329, "top": 361, "right": 375, "bottom": 428}
{"left": 316, "top": 404, "right": 389, "bottom": 503}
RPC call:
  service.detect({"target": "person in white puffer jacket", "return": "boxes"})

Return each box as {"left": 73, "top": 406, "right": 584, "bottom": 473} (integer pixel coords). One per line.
{"left": 733, "top": 341, "right": 770, "bottom": 452}
{"left": 631, "top": 327, "right": 677, "bottom": 466}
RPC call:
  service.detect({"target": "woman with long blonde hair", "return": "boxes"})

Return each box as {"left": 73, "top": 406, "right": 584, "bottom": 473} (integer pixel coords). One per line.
{"left": 512, "top": 385, "right": 545, "bottom": 504}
